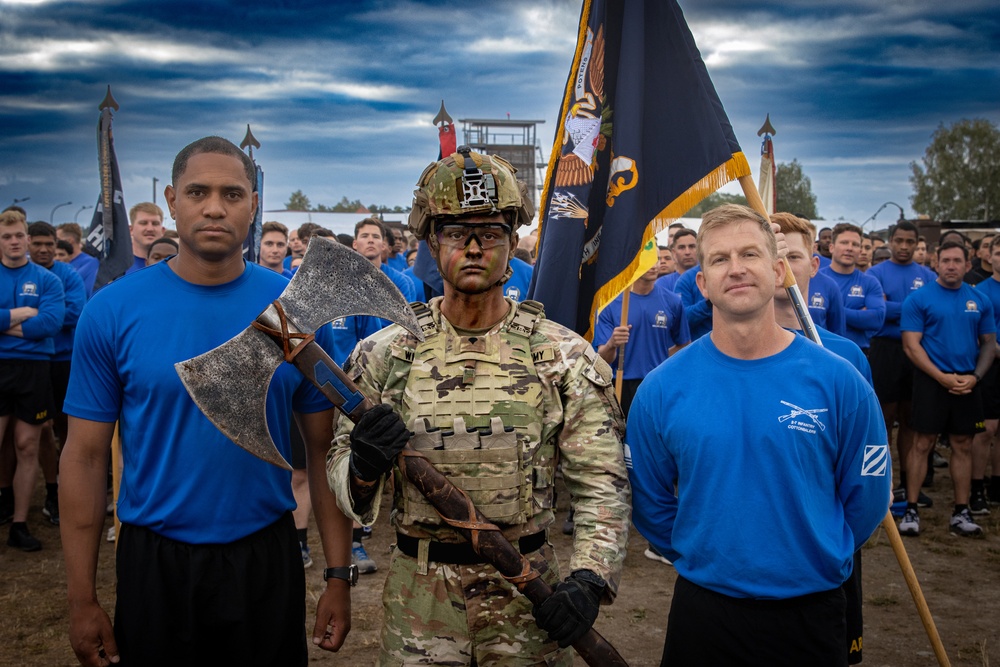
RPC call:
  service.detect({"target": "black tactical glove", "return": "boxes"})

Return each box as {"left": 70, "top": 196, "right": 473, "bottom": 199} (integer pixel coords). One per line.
{"left": 349, "top": 404, "right": 409, "bottom": 483}
{"left": 532, "top": 569, "right": 605, "bottom": 648}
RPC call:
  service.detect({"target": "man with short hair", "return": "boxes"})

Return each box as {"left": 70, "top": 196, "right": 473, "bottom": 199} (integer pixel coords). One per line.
{"left": 971, "top": 237, "right": 1000, "bottom": 513}
{"left": 899, "top": 242, "right": 996, "bottom": 538}
{"left": 628, "top": 204, "right": 888, "bottom": 666}
{"left": 857, "top": 234, "right": 873, "bottom": 272}
{"left": 820, "top": 223, "right": 886, "bottom": 353}
{"left": 967, "top": 235, "right": 995, "bottom": 285}
{"left": 328, "top": 146, "right": 630, "bottom": 666}
{"left": 259, "top": 221, "right": 293, "bottom": 277}
{"left": 595, "top": 264, "right": 689, "bottom": 417}
{"left": 816, "top": 226, "right": 833, "bottom": 267}
{"left": 656, "top": 245, "right": 674, "bottom": 277}
{"left": 354, "top": 217, "right": 416, "bottom": 303}
{"left": 384, "top": 228, "right": 409, "bottom": 273}
{"left": 125, "top": 202, "right": 165, "bottom": 274}
{"left": 60, "top": 136, "right": 353, "bottom": 665}
{"left": 867, "top": 222, "right": 937, "bottom": 506}
{"left": 284, "top": 227, "right": 305, "bottom": 271}
{"left": 146, "top": 237, "right": 178, "bottom": 266}
{"left": 657, "top": 228, "right": 697, "bottom": 290}
{"left": 670, "top": 229, "right": 713, "bottom": 340}
{"left": 914, "top": 237, "right": 928, "bottom": 266}
{"left": 56, "top": 223, "right": 99, "bottom": 297}
{"left": 26, "top": 222, "right": 86, "bottom": 528}
{"left": 0, "top": 211, "right": 65, "bottom": 552}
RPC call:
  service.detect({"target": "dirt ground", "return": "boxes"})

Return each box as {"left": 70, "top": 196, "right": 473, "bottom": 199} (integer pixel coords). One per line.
{"left": 2, "top": 458, "right": 999, "bottom": 667}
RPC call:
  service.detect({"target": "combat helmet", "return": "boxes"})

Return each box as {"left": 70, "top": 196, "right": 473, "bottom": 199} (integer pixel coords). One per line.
{"left": 409, "top": 145, "right": 534, "bottom": 241}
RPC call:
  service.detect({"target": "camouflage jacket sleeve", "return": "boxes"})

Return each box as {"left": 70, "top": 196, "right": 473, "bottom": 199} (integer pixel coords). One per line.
{"left": 535, "top": 320, "right": 631, "bottom": 600}
{"left": 326, "top": 326, "right": 401, "bottom": 525}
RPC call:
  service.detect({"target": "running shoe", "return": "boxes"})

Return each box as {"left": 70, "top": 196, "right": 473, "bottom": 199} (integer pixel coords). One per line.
{"left": 43, "top": 495, "right": 60, "bottom": 526}
{"left": 949, "top": 508, "right": 983, "bottom": 537}
{"left": 931, "top": 450, "right": 949, "bottom": 468}
{"left": 7, "top": 524, "right": 41, "bottom": 552}
{"left": 301, "top": 542, "right": 313, "bottom": 569}
{"left": 352, "top": 541, "right": 377, "bottom": 574}
{"left": 898, "top": 508, "right": 920, "bottom": 536}
{"left": 970, "top": 489, "right": 991, "bottom": 516}
{"left": 106, "top": 525, "right": 116, "bottom": 542}
{"left": 891, "top": 488, "right": 933, "bottom": 508}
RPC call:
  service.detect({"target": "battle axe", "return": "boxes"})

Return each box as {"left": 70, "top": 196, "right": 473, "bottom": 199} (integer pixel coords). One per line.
{"left": 175, "top": 237, "right": 629, "bottom": 667}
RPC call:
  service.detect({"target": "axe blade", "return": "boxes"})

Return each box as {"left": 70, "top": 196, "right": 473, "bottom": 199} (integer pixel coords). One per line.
{"left": 175, "top": 326, "right": 292, "bottom": 469}
{"left": 280, "top": 236, "right": 423, "bottom": 337}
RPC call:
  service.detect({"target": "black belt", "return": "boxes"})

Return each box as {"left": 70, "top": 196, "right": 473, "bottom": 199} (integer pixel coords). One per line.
{"left": 395, "top": 531, "right": 545, "bottom": 565}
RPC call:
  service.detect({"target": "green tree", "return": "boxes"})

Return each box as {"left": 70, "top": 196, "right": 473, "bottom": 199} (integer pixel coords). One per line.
{"left": 682, "top": 192, "right": 748, "bottom": 218}
{"left": 285, "top": 190, "right": 311, "bottom": 211}
{"left": 910, "top": 118, "right": 1000, "bottom": 221}
{"left": 775, "top": 159, "right": 818, "bottom": 219}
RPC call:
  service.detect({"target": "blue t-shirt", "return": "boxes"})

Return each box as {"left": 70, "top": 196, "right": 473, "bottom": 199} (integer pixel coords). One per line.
{"left": 383, "top": 263, "right": 417, "bottom": 303}
{"left": 675, "top": 264, "right": 712, "bottom": 340}
{"left": 816, "top": 254, "right": 831, "bottom": 269}
{"left": 43, "top": 261, "right": 87, "bottom": 361}
{"left": 68, "top": 252, "right": 99, "bottom": 298}
{"left": 792, "top": 326, "right": 873, "bottom": 386}
{"left": 975, "top": 276, "right": 1000, "bottom": 332}
{"left": 504, "top": 257, "right": 534, "bottom": 303}
{"left": 626, "top": 335, "right": 889, "bottom": 599}
{"left": 901, "top": 281, "right": 996, "bottom": 373}
{"left": 867, "top": 260, "right": 935, "bottom": 340}
{"left": 655, "top": 271, "right": 681, "bottom": 292}
{"left": 0, "top": 262, "right": 65, "bottom": 360}
{"left": 806, "top": 272, "right": 847, "bottom": 337}
{"left": 329, "top": 315, "right": 384, "bottom": 367}
{"left": 386, "top": 254, "right": 408, "bottom": 274}
{"left": 124, "top": 255, "right": 146, "bottom": 275}
{"left": 594, "top": 284, "right": 690, "bottom": 380}
{"left": 64, "top": 261, "right": 334, "bottom": 544}
{"left": 819, "top": 267, "right": 886, "bottom": 349}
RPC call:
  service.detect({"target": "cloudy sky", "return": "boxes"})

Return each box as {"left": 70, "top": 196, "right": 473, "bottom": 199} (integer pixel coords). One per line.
{"left": 2, "top": 0, "right": 998, "bottom": 231}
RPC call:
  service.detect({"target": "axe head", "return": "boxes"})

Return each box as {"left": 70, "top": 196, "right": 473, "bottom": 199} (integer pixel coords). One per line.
{"left": 175, "top": 236, "right": 423, "bottom": 469}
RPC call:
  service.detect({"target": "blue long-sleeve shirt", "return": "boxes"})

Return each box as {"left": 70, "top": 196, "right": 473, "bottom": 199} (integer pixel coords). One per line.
{"left": 675, "top": 265, "right": 712, "bottom": 340}
{"left": 819, "top": 267, "right": 886, "bottom": 349}
{"left": 43, "top": 261, "right": 87, "bottom": 361}
{"left": 0, "top": 262, "right": 65, "bottom": 359}
{"left": 866, "top": 261, "right": 936, "bottom": 340}
{"left": 627, "top": 335, "right": 889, "bottom": 599}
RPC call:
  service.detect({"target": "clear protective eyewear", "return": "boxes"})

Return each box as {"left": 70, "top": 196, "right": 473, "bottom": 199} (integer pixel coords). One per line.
{"left": 435, "top": 223, "right": 512, "bottom": 250}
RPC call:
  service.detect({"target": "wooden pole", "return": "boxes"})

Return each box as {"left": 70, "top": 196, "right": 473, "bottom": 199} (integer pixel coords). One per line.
{"left": 738, "top": 173, "right": 951, "bottom": 666}
{"left": 614, "top": 288, "right": 631, "bottom": 402}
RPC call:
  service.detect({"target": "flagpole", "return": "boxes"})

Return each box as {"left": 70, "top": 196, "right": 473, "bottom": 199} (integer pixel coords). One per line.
{"left": 740, "top": 173, "right": 951, "bottom": 666}
{"left": 614, "top": 288, "right": 630, "bottom": 402}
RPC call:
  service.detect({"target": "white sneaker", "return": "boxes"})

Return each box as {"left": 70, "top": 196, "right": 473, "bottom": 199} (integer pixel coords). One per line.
{"left": 644, "top": 546, "right": 673, "bottom": 565}
{"left": 898, "top": 508, "right": 920, "bottom": 536}
{"left": 106, "top": 525, "right": 116, "bottom": 542}
{"left": 949, "top": 508, "right": 983, "bottom": 537}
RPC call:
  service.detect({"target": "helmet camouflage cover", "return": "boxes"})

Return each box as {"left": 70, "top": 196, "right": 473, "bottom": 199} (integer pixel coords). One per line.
{"left": 409, "top": 145, "right": 534, "bottom": 240}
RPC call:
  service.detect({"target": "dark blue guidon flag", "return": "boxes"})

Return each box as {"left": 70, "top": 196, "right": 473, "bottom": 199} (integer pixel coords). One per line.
{"left": 528, "top": 0, "right": 751, "bottom": 341}
{"left": 84, "top": 106, "right": 133, "bottom": 290}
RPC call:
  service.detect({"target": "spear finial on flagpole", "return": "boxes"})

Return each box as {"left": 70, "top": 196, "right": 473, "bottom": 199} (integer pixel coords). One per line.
{"left": 99, "top": 85, "right": 119, "bottom": 112}
{"left": 757, "top": 113, "right": 776, "bottom": 137}
{"left": 241, "top": 124, "right": 261, "bottom": 160}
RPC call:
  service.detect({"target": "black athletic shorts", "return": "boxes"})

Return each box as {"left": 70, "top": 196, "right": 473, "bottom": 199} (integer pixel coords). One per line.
{"left": 979, "top": 360, "right": 1000, "bottom": 420}
{"left": 620, "top": 378, "right": 642, "bottom": 419}
{"left": 114, "top": 512, "right": 307, "bottom": 666}
{"left": 661, "top": 575, "right": 847, "bottom": 667}
{"left": 844, "top": 551, "right": 863, "bottom": 664}
{"left": 49, "top": 359, "right": 71, "bottom": 414}
{"left": 0, "top": 359, "right": 53, "bottom": 425}
{"left": 869, "top": 337, "right": 914, "bottom": 404}
{"left": 910, "top": 368, "right": 985, "bottom": 436}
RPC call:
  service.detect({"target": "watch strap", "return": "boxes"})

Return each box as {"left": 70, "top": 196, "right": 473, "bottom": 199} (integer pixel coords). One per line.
{"left": 323, "top": 565, "right": 358, "bottom": 586}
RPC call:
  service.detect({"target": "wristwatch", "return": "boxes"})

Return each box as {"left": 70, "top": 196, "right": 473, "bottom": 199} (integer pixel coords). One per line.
{"left": 323, "top": 565, "right": 358, "bottom": 587}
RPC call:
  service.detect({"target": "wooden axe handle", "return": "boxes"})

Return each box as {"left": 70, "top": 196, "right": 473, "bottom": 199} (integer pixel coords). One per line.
{"left": 280, "top": 336, "right": 629, "bottom": 667}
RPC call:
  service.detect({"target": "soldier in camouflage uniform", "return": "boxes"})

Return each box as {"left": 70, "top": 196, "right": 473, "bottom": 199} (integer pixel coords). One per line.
{"left": 327, "top": 146, "right": 631, "bottom": 666}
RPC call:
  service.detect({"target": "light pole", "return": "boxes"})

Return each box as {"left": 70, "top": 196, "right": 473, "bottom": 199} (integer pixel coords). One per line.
{"left": 74, "top": 205, "right": 94, "bottom": 223}
{"left": 861, "top": 201, "right": 906, "bottom": 232}
{"left": 152, "top": 177, "right": 159, "bottom": 204}
{"left": 50, "top": 201, "right": 72, "bottom": 223}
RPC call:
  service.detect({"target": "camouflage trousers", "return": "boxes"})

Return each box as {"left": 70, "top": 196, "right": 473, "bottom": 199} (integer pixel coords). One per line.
{"left": 377, "top": 541, "right": 572, "bottom": 666}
